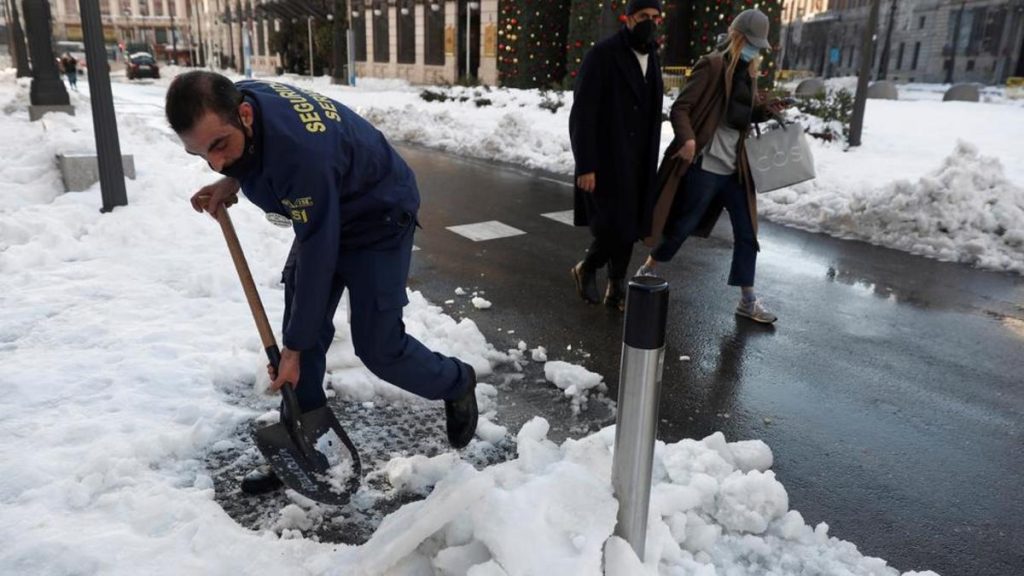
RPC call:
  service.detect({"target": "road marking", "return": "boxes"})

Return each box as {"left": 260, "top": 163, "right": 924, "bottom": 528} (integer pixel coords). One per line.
{"left": 447, "top": 220, "right": 526, "bottom": 242}
{"left": 541, "top": 210, "right": 575, "bottom": 226}
{"left": 539, "top": 176, "right": 573, "bottom": 188}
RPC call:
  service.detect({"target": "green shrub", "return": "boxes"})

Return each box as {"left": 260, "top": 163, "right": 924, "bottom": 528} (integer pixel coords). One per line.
{"left": 797, "top": 88, "right": 854, "bottom": 142}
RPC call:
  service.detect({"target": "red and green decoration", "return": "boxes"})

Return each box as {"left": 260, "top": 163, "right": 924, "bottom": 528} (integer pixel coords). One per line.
{"left": 688, "top": 0, "right": 782, "bottom": 81}
{"left": 497, "top": 0, "right": 571, "bottom": 89}
{"left": 563, "top": 1, "right": 679, "bottom": 87}
{"left": 564, "top": 0, "right": 628, "bottom": 88}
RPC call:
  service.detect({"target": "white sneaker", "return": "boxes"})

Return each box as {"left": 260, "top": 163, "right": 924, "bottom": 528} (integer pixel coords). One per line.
{"left": 635, "top": 262, "right": 657, "bottom": 278}
{"left": 736, "top": 298, "right": 777, "bottom": 324}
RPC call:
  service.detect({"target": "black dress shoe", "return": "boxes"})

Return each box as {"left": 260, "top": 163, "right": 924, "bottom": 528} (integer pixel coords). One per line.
{"left": 445, "top": 364, "right": 479, "bottom": 449}
{"left": 604, "top": 279, "right": 626, "bottom": 312}
{"left": 571, "top": 261, "right": 600, "bottom": 304}
{"left": 240, "top": 464, "right": 284, "bottom": 495}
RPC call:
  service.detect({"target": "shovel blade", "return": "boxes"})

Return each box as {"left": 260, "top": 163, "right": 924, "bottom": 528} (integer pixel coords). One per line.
{"left": 253, "top": 406, "right": 362, "bottom": 506}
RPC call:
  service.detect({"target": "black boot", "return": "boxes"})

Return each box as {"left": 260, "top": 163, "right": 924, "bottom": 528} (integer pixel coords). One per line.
{"left": 240, "top": 464, "right": 283, "bottom": 495}
{"left": 604, "top": 278, "right": 626, "bottom": 312}
{"left": 572, "top": 261, "right": 600, "bottom": 304}
{"left": 445, "top": 364, "right": 479, "bottom": 449}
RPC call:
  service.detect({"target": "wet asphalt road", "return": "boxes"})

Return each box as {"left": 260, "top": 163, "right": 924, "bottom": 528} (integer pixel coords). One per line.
{"left": 398, "top": 144, "right": 1024, "bottom": 576}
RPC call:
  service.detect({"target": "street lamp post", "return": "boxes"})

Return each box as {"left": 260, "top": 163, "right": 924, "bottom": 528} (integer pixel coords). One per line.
{"left": 23, "top": 0, "right": 70, "bottom": 115}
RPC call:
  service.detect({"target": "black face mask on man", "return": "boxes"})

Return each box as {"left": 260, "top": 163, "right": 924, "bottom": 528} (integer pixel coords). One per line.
{"left": 628, "top": 19, "right": 657, "bottom": 54}
{"left": 217, "top": 114, "right": 258, "bottom": 180}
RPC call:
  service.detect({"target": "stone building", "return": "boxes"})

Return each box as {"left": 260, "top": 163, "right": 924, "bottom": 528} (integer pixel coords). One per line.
{"left": 783, "top": 0, "right": 1024, "bottom": 84}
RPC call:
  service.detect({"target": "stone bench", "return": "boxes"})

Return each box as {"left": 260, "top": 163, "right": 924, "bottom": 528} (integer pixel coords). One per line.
{"left": 57, "top": 153, "right": 136, "bottom": 192}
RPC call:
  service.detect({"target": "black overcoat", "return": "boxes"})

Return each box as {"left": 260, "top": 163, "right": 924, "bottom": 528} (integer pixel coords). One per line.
{"left": 568, "top": 28, "right": 663, "bottom": 245}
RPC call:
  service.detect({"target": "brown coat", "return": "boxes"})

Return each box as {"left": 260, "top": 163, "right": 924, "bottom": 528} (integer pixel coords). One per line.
{"left": 644, "top": 51, "right": 770, "bottom": 247}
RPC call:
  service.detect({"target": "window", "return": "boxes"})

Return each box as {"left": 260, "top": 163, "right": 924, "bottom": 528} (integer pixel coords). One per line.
{"left": 966, "top": 60, "right": 975, "bottom": 71}
{"left": 373, "top": 2, "right": 389, "bottom": 63}
{"left": 397, "top": 0, "right": 415, "bottom": 64}
{"left": 896, "top": 42, "right": 904, "bottom": 70}
{"left": 911, "top": 42, "right": 920, "bottom": 69}
{"left": 353, "top": 8, "right": 367, "bottom": 61}
{"left": 919, "top": 16, "right": 925, "bottom": 29}
{"left": 424, "top": 1, "right": 445, "bottom": 65}
{"left": 256, "top": 18, "right": 265, "bottom": 56}
{"left": 848, "top": 46, "right": 855, "bottom": 68}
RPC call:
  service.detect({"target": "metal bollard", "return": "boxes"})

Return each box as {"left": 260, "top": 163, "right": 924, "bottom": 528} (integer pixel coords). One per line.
{"left": 611, "top": 275, "right": 669, "bottom": 559}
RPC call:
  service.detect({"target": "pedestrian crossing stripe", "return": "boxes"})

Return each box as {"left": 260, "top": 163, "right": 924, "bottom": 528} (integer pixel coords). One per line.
{"left": 446, "top": 220, "right": 527, "bottom": 242}
{"left": 541, "top": 210, "right": 575, "bottom": 226}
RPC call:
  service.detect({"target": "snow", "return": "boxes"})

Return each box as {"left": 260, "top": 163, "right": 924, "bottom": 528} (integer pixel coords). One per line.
{"left": 0, "top": 62, "right": 947, "bottom": 575}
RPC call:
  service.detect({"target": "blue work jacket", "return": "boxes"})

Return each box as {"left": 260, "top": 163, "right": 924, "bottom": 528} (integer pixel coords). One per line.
{"left": 234, "top": 80, "right": 419, "bottom": 351}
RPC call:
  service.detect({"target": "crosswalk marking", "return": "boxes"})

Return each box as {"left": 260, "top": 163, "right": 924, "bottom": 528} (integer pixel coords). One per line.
{"left": 446, "top": 220, "right": 526, "bottom": 242}
{"left": 541, "top": 210, "right": 575, "bottom": 226}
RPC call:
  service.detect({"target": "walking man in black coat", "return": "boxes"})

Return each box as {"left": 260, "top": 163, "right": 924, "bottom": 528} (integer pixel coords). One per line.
{"left": 569, "top": 0, "right": 664, "bottom": 311}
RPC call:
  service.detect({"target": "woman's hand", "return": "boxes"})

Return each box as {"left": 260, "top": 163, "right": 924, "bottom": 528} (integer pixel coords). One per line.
{"left": 673, "top": 139, "right": 697, "bottom": 162}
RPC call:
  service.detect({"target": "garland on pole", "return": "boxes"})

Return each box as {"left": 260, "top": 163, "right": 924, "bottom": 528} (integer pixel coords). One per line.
{"left": 497, "top": 0, "right": 570, "bottom": 88}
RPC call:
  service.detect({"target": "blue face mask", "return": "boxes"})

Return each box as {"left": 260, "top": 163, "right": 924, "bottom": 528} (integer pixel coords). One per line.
{"left": 740, "top": 43, "right": 760, "bottom": 62}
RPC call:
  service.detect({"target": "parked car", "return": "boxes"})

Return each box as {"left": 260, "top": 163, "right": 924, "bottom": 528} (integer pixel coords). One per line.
{"left": 126, "top": 52, "right": 160, "bottom": 80}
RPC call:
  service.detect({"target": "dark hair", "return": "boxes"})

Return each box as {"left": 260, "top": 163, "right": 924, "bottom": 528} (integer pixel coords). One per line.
{"left": 165, "top": 71, "right": 243, "bottom": 134}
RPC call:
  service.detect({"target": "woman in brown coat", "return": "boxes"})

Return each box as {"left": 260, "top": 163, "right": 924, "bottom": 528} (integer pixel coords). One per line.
{"left": 636, "top": 9, "right": 787, "bottom": 324}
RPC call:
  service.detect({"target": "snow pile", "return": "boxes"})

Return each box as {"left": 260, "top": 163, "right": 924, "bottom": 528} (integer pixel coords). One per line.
{"left": 333, "top": 420, "right": 935, "bottom": 576}
{"left": 543, "top": 361, "right": 609, "bottom": 414}
{"left": 761, "top": 141, "right": 1024, "bottom": 272}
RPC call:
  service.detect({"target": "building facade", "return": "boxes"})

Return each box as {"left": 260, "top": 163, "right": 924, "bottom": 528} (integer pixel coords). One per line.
{"left": 186, "top": 0, "right": 498, "bottom": 85}
{"left": 47, "top": 0, "right": 195, "bottom": 60}
{"left": 783, "top": 0, "right": 1024, "bottom": 84}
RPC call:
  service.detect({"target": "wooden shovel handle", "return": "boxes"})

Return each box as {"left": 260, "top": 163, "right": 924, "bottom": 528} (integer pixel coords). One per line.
{"left": 215, "top": 208, "right": 278, "bottom": 351}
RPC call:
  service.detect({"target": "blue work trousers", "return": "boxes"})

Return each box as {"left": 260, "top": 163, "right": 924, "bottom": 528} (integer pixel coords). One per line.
{"left": 282, "top": 226, "right": 470, "bottom": 412}
{"left": 650, "top": 161, "right": 757, "bottom": 287}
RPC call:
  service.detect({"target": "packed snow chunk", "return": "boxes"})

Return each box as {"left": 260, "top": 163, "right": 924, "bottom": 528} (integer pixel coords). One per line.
{"left": 517, "top": 340, "right": 527, "bottom": 352}
{"left": 713, "top": 470, "right": 790, "bottom": 534}
{"left": 515, "top": 417, "right": 561, "bottom": 473}
{"left": 314, "top": 428, "right": 356, "bottom": 492}
{"left": 543, "top": 360, "right": 606, "bottom": 414}
{"left": 661, "top": 436, "right": 737, "bottom": 485}
{"left": 466, "top": 560, "right": 510, "bottom": 576}
{"left": 604, "top": 536, "right": 655, "bottom": 576}
{"left": 350, "top": 463, "right": 493, "bottom": 575}
{"left": 476, "top": 416, "right": 508, "bottom": 444}
{"left": 530, "top": 346, "right": 548, "bottom": 362}
{"left": 700, "top": 432, "right": 774, "bottom": 473}
{"left": 432, "top": 540, "right": 492, "bottom": 576}
{"left": 384, "top": 452, "right": 461, "bottom": 495}
{"left": 472, "top": 296, "right": 493, "bottom": 309}
{"left": 455, "top": 287, "right": 467, "bottom": 296}
{"left": 470, "top": 460, "right": 617, "bottom": 576}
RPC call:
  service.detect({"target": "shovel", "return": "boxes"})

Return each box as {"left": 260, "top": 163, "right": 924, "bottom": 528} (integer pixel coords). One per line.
{"left": 215, "top": 208, "right": 362, "bottom": 505}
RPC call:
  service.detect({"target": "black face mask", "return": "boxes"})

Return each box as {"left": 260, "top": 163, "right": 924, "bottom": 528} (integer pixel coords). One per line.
{"left": 628, "top": 20, "right": 657, "bottom": 54}
{"left": 217, "top": 116, "right": 258, "bottom": 180}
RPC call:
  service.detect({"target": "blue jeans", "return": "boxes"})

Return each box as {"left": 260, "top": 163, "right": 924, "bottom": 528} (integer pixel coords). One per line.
{"left": 282, "top": 226, "right": 470, "bottom": 412}
{"left": 650, "top": 161, "right": 757, "bottom": 287}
